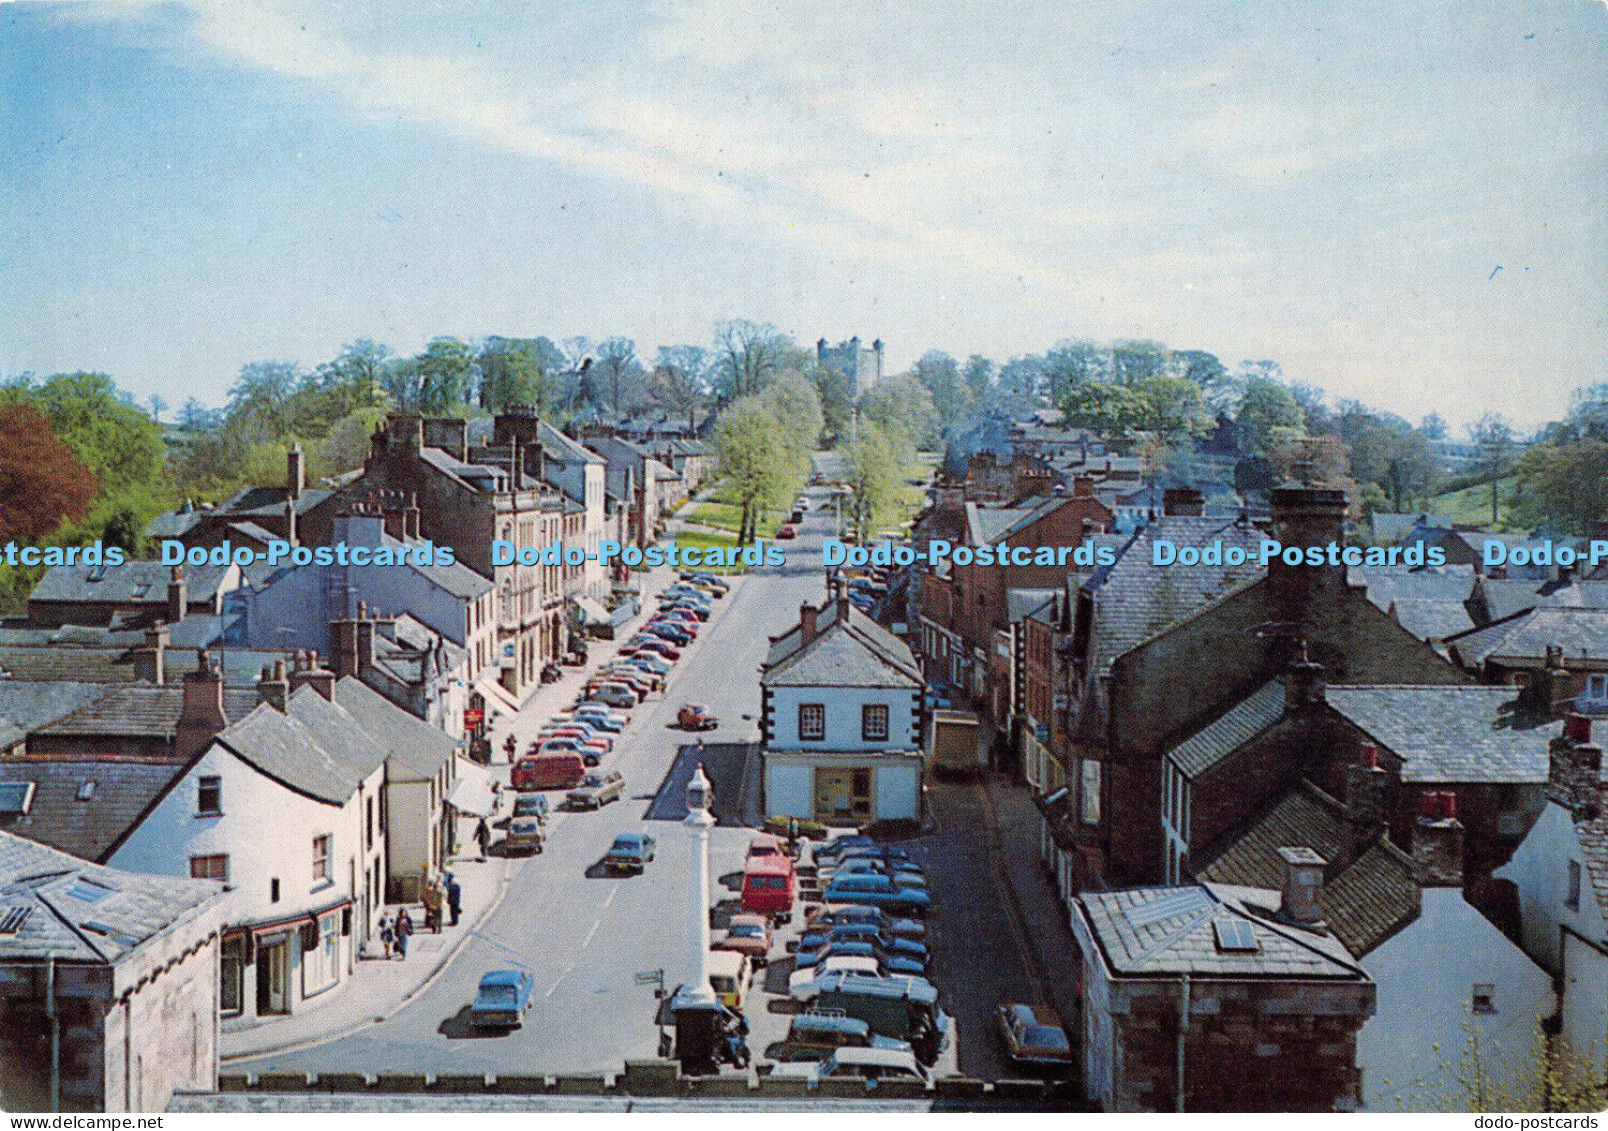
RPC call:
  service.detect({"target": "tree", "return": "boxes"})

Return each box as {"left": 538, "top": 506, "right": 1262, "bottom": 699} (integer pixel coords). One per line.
{"left": 593, "top": 337, "right": 641, "bottom": 412}
{"left": 713, "top": 320, "right": 794, "bottom": 401}
{"left": 654, "top": 345, "right": 711, "bottom": 432}
{"left": 1061, "top": 381, "right": 1151, "bottom": 437}
{"left": 713, "top": 396, "right": 791, "bottom": 543}
{"left": 0, "top": 404, "right": 96, "bottom": 543}
{"left": 1134, "top": 375, "right": 1212, "bottom": 441}
{"left": 178, "top": 397, "right": 219, "bottom": 432}
{"left": 225, "top": 360, "right": 301, "bottom": 442}
{"left": 479, "top": 337, "right": 564, "bottom": 414}
{"left": 148, "top": 394, "right": 167, "bottom": 423}
{"left": 999, "top": 355, "right": 1048, "bottom": 403}
{"left": 860, "top": 375, "right": 939, "bottom": 452}
{"left": 1469, "top": 413, "right": 1515, "bottom": 524}
{"left": 1236, "top": 377, "right": 1306, "bottom": 455}
{"left": 843, "top": 419, "right": 902, "bottom": 541}
{"left": 414, "top": 337, "right": 476, "bottom": 413}
{"left": 1110, "top": 339, "right": 1171, "bottom": 386}
{"left": 910, "top": 351, "right": 970, "bottom": 424}
{"left": 1511, "top": 440, "right": 1608, "bottom": 534}
{"left": 1042, "top": 340, "right": 1107, "bottom": 403}
{"left": 1173, "top": 349, "right": 1227, "bottom": 392}
{"left": 1419, "top": 412, "right": 1448, "bottom": 441}
{"left": 811, "top": 364, "right": 855, "bottom": 448}
{"left": 963, "top": 355, "right": 995, "bottom": 401}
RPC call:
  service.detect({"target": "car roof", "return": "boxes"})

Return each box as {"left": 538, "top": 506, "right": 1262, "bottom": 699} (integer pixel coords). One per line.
{"left": 827, "top": 1046, "right": 920, "bottom": 1068}
{"left": 480, "top": 969, "right": 528, "bottom": 986}
{"left": 745, "top": 855, "right": 793, "bottom": 876}
{"left": 729, "top": 913, "right": 768, "bottom": 928}
{"left": 792, "top": 1012, "right": 871, "bottom": 1036}
{"left": 612, "top": 832, "right": 647, "bottom": 845}
{"left": 707, "top": 949, "right": 746, "bottom": 975}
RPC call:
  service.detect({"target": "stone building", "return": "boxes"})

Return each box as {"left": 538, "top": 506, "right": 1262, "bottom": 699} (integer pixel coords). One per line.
{"left": 816, "top": 336, "right": 884, "bottom": 398}
{"left": 0, "top": 831, "right": 227, "bottom": 1113}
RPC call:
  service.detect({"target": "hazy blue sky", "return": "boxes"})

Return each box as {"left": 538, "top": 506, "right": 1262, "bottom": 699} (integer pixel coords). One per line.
{"left": 2, "top": 1, "right": 1604, "bottom": 429}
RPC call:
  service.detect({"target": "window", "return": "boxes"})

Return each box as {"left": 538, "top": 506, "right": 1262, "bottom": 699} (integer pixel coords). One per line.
{"left": 197, "top": 776, "right": 222, "bottom": 817}
{"left": 1080, "top": 759, "right": 1102, "bottom": 825}
{"left": 366, "top": 797, "right": 374, "bottom": 850}
{"left": 0, "top": 783, "right": 34, "bottom": 816}
{"left": 270, "top": 877, "right": 280, "bottom": 903}
{"left": 190, "top": 854, "right": 228, "bottom": 882}
{"left": 1567, "top": 860, "right": 1582, "bottom": 910}
{"left": 799, "top": 703, "right": 826, "bottom": 741}
{"left": 312, "top": 835, "right": 331, "bottom": 885}
{"left": 1589, "top": 674, "right": 1608, "bottom": 698}
{"left": 1472, "top": 984, "right": 1496, "bottom": 1014}
{"left": 861, "top": 704, "right": 889, "bottom": 742}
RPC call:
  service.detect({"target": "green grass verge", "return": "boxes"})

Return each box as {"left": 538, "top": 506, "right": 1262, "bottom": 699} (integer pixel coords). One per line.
{"left": 1425, "top": 475, "right": 1520, "bottom": 528}
{"left": 668, "top": 530, "right": 754, "bottom": 575}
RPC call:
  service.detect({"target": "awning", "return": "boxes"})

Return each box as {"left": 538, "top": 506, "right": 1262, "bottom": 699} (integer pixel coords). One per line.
{"left": 473, "top": 671, "right": 522, "bottom": 716}
{"left": 573, "top": 596, "right": 611, "bottom": 625}
{"left": 446, "top": 758, "right": 496, "bottom": 818}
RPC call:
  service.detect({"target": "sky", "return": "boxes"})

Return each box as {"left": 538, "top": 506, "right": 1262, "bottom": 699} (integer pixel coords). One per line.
{"left": 1, "top": 0, "right": 1605, "bottom": 431}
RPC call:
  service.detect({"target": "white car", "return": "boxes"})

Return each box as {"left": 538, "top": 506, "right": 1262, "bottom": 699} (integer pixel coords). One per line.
{"left": 771, "top": 1047, "right": 930, "bottom": 1086}
{"left": 788, "top": 954, "right": 883, "bottom": 1001}
{"left": 795, "top": 497, "right": 811, "bottom": 512}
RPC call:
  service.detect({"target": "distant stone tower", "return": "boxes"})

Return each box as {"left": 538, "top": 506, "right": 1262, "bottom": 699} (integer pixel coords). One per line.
{"left": 816, "top": 336, "right": 885, "bottom": 398}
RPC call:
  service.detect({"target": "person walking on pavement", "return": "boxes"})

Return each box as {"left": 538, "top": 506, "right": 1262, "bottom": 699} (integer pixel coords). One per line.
{"left": 475, "top": 817, "right": 491, "bottom": 861}
{"left": 378, "top": 912, "right": 395, "bottom": 959}
{"left": 395, "top": 908, "right": 413, "bottom": 959}
{"left": 423, "top": 877, "right": 443, "bottom": 933}
{"left": 446, "top": 873, "right": 462, "bottom": 927}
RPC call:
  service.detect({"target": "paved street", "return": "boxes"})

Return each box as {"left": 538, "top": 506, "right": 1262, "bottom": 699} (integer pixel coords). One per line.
{"left": 234, "top": 487, "right": 836, "bottom": 1077}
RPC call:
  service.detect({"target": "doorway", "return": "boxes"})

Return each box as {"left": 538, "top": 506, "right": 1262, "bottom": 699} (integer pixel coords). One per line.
{"left": 813, "top": 767, "right": 873, "bottom": 824}
{"left": 255, "top": 933, "right": 289, "bottom": 1015}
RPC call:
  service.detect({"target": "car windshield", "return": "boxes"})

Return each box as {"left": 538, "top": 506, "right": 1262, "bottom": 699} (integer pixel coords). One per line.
{"left": 731, "top": 924, "right": 763, "bottom": 938}
{"left": 579, "top": 775, "right": 603, "bottom": 787}
{"left": 479, "top": 984, "right": 518, "bottom": 1004}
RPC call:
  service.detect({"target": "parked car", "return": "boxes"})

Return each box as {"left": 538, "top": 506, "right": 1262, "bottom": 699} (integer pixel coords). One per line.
{"left": 707, "top": 948, "right": 750, "bottom": 1012}
{"left": 571, "top": 706, "right": 627, "bottom": 730}
{"left": 795, "top": 497, "right": 811, "bottom": 512}
{"left": 789, "top": 954, "right": 899, "bottom": 1001}
{"left": 567, "top": 770, "right": 626, "bottom": 809}
{"left": 746, "top": 833, "right": 787, "bottom": 861}
{"left": 604, "top": 832, "right": 656, "bottom": 873}
{"left": 505, "top": 816, "right": 545, "bottom": 854}
{"left": 995, "top": 1003, "right": 1073, "bottom": 1072}
{"left": 678, "top": 703, "right": 719, "bottom": 731}
{"left": 794, "top": 940, "right": 926, "bottom": 978}
{"left": 813, "top": 836, "right": 876, "bottom": 866}
{"left": 777, "top": 523, "right": 798, "bottom": 539}
{"left": 820, "top": 874, "right": 931, "bottom": 917}
{"left": 811, "top": 972, "right": 950, "bottom": 1067}
{"left": 771, "top": 1047, "right": 931, "bottom": 1086}
{"left": 629, "top": 638, "right": 681, "bottom": 661}
{"left": 643, "top": 623, "right": 692, "bottom": 646}
{"left": 659, "top": 602, "right": 709, "bottom": 622}
{"left": 805, "top": 903, "right": 927, "bottom": 943}
{"left": 512, "top": 752, "right": 586, "bottom": 791}
{"left": 586, "top": 684, "right": 638, "bottom": 709}
{"left": 827, "top": 857, "right": 928, "bottom": 888}
{"left": 799, "top": 924, "right": 929, "bottom": 965}
{"left": 623, "top": 654, "right": 670, "bottom": 676}
{"left": 512, "top": 793, "right": 550, "bottom": 823}
{"left": 712, "top": 913, "right": 772, "bottom": 964}
{"left": 775, "top": 1011, "right": 913, "bottom": 1063}
{"left": 469, "top": 969, "right": 536, "bottom": 1028}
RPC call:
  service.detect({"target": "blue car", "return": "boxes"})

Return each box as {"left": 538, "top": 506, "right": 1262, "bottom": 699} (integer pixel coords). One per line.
{"left": 799, "top": 923, "right": 930, "bottom": 965}
{"left": 470, "top": 968, "right": 535, "bottom": 1028}
{"left": 794, "top": 939, "right": 927, "bottom": 977}
{"left": 821, "top": 874, "right": 931, "bottom": 917}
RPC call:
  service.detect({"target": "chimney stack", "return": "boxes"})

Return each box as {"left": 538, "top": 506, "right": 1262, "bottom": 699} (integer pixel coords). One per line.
{"left": 176, "top": 649, "right": 227, "bottom": 760}
{"left": 287, "top": 443, "right": 305, "bottom": 501}
{"left": 134, "top": 623, "right": 169, "bottom": 685}
{"left": 800, "top": 602, "right": 818, "bottom": 645}
{"left": 1284, "top": 646, "right": 1326, "bottom": 711}
{"left": 1268, "top": 485, "right": 1349, "bottom": 607}
{"left": 1073, "top": 475, "right": 1096, "bottom": 499}
{"left": 256, "top": 659, "right": 290, "bottom": 712}
{"left": 1412, "top": 791, "right": 1465, "bottom": 887}
{"left": 1344, "top": 744, "right": 1391, "bottom": 857}
{"left": 289, "top": 649, "right": 337, "bottom": 701}
{"left": 1277, "top": 846, "right": 1327, "bottom": 926}
{"left": 1163, "top": 487, "right": 1204, "bottom": 517}
{"left": 1548, "top": 714, "right": 1602, "bottom": 819}
{"left": 167, "top": 565, "right": 188, "bottom": 624}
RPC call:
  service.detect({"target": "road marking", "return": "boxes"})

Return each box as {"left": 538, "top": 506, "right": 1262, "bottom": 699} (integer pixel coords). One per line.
{"left": 603, "top": 883, "right": 620, "bottom": 909}
{"left": 581, "top": 917, "right": 603, "bottom": 949}
{"left": 545, "top": 959, "right": 577, "bottom": 997}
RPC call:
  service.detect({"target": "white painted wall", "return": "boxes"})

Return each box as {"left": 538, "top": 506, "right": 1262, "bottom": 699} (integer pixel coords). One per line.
{"left": 1358, "top": 889, "right": 1556, "bottom": 1111}
{"left": 766, "top": 685, "right": 919, "bottom": 750}
{"left": 1496, "top": 802, "right": 1603, "bottom": 975}
{"left": 764, "top": 760, "right": 813, "bottom": 820}
{"left": 1561, "top": 931, "right": 1608, "bottom": 1068}
{"left": 873, "top": 761, "right": 921, "bottom": 820}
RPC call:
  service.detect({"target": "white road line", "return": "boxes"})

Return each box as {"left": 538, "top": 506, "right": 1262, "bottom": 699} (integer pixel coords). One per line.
{"left": 545, "top": 960, "right": 577, "bottom": 997}
{"left": 581, "top": 917, "right": 603, "bottom": 949}
{"left": 603, "top": 883, "right": 620, "bottom": 909}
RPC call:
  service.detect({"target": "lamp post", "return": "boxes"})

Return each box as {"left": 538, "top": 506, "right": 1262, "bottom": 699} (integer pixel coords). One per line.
{"left": 668, "top": 764, "right": 720, "bottom": 1073}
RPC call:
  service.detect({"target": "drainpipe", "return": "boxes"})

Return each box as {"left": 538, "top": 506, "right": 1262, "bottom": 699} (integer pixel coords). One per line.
{"left": 1175, "top": 973, "right": 1189, "bottom": 1113}
{"left": 47, "top": 953, "right": 59, "bottom": 1113}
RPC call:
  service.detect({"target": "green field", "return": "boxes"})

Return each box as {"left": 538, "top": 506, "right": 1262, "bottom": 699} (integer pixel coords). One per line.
{"left": 1425, "top": 475, "right": 1520, "bottom": 529}
{"left": 668, "top": 530, "right": 753, "bottom": 575}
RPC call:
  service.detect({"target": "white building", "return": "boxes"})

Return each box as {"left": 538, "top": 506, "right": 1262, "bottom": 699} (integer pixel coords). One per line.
{"left": 761, "top": 591, "right": 924, "bottom": 824}
{"left": 106, "top": 659, "right": 387, "bottom": 1025}
{"left": 1495, "top": 716, "right": 1608, "bottom": 1075}
{"left": 537, "top": 421, "right": 608, "bottom": 602}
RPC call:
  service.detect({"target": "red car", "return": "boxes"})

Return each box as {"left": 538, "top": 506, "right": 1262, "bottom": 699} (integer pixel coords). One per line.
{"left": 678, "top": 703, "right": 719, "bottom": 731}
{"left": 777, "top": 524, "right": 798, "bottom": 539}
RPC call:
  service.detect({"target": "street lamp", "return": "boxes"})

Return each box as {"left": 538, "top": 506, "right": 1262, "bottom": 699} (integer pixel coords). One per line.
{"left": 667, "top": 764, "right": 720, "bottom": 1073}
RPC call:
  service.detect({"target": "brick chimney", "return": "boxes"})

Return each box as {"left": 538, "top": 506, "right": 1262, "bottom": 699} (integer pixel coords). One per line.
{"left": 134, "top": 624, "right": 169, "bottom": 685}
{"left": 1073, "top": 475, "right": 1096, "bottom": 499}
{"left": 1548, "top": 714, "right": 1602, "bottom": 819}
{"left": 256, "top": 659, "right": 290, "bottom": 712}
{"left": 331, "top": 601, "right": 380, "bottom": 679}
{"left": 289, "top": 649, "right": 337, "bottom": 701}
{"left": 166, "top": 565, "right": 188, "bottom": 624}
{"left": 1412, "top": 791, "right": 1465, "bottom": 887}
{"left": 1277, "top": 846, "right": 1327, "bottom": 926}
{"left": 176, "top": 650, "right": 227, "bottom": 760}
{"left": 836, "top": 587, "right": 851, "bottom": 624}
{"left": 1344, "top": 744, "right": 1390, "bottom": 857}
{"left": 405, "top": 491, "right": 421, "bottom": 540}
{"left": 286, "top": 442, "right": 305, "bottom": 501}
{"left": 1284, "top": 646, "right": 1326, "bottom": 711}
{"left": 1163, "top": 487, "right": 1204, "bottom": 517}
{"left": 1268, "top": 485, "right": 1349, "bottom": 608}
{"left": 800, "top": 602, "right": 818, "bottom": 645}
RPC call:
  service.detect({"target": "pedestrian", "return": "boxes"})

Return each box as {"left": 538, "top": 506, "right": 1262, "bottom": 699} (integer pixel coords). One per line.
{"left": 787, "top": 816, "right": 800, "bottom": 856}
{"left": 395, "top": 908, "right": 413, "bottom": 959}
{"left": 475, "top": 817, "right": 491, "bottom": 861}
{"left": 446, "top": 873, "right": 462, "bottom": 927}
{"left": 422, "top": 878, "right": 443, "bottom": 934}
{"left": 378, "top": 912, "right": 394, "bottom": 959}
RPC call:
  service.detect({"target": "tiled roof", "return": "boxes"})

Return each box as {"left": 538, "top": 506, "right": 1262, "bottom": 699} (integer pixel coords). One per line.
{"left": 1323, "top": 686, "right": 1562, "bottom": 783}
{"left": 539, "top": 421, "right": 604, "bottom": 464}
{"left": 34, "top": 685, "right": 258, "bottom": 738}
{"left": 30, "top": 559, "right": 235, "bottom": 606}
{"left": 331, "top": 678, "right": 457, "bottom": 781}
{"left": 1076, "top": 883, "right": 1365, "bottom": 978}
{"left": 0, "top": 759, "right": 186, "bottom": 862}
{"left": 1006, "top": 588, "right": 1059, "bottom": 626}
{"left": 1195, "top": 784, "right": 1421, "bottom": 956}
{"left": 1349, "top": 563, "right": 1476, "bottom": 607}
{"left": 1389, "top": 598, "right": 1477, "bottom": 644}
{"left": 0, "top": 682, "right": 109, "bottom": 746}
{"left": 1478, "top": 578, "right": 1608, "bottom": 623}
{"left": 214, "top": 692, "right": 375, "bottom": 805}
{"left": 1445, "top": 607, "right": 1608, "bottom": 668}
{"left": 0, "top": 830, "right": 224, "bottom": 963}
{"left": 966, "top": 503, "right": 1037, "bottom": 546}
{"left": 1167, "top": 681, "right": 1286, "bottom": 779}
{"left": 764, "top": 600, "right": 921, "bottom": 688}
{"left": 1083, "top": 516, "right": 1267, "bottom": 676}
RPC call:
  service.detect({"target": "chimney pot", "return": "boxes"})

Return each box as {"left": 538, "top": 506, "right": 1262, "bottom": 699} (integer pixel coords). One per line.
{"left": 1276, "top": 846, "right": 1327, "bottom": 926}
{"left": 1413, "top": 792, "right": 1465, "bottom": 887}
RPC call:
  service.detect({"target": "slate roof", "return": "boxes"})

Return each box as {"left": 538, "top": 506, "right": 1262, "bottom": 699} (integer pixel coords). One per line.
{"left": 539, "top": 420, "right": 603, "bottom": 464}
{"left": 1388, "top": 598, "right": 1477, "bottom": 644}
{"left": 331, "top": 678, "right": 458, "bottom": 781}
{"left": 1195, "top": 783, "right": 1422, "bottom": 957}
{"left": 212, "top": 690, "right": 380, "bottom": 805}
{"left": 1075, "top": 883, "right": 1365, "bottom": 978}
{"left": 1349, "top": 563, "right": 1477, "bottom": 608}
{"left": 0, "top": 683, "right": 109, "bottom": 748}
{"left": 30, "top": 560, "right": 235, "bottom": 606}
{"left": 1006, "top": 589, "right": 1059, "bottom": 626}
{"left": 1082, "top": 516, "right": 1268, "bottom": 676}
{"left": 1371, "top": 512, "right": 1457, "bottom": 543}
{"left": 1167, "top": 681, "right": 1287, "bottom": 779}
{"left": 1477, "top": 578, "right": 1608, "bottom": 623}
{"left": 1444, "top": 607, "right": 1608, "bottom": 669}
{"left": 0, "top": 759, "right": 187, "bottom": 862}
{"left": 1323, "top": 686, "right": 1562, "bottom": 783}
{"left": 763, "top": 600, "right": 921, "bottom": 689}
{"left": 33, "top": 685, "right": 258, "bottom": 739}
{"left": 1574, "top": 815, "right": 1608, "bottom": 939}
{"left": 966, "top": 503, "right": 1037, "bottom": 546}
{"left": 0, "top": 830, "right": 224, "bottom": 964}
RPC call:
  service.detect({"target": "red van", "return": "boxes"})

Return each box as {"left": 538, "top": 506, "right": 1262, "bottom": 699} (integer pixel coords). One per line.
{"left": 740, "top": 854, "right": 797, "bottom": 922}
{"left": 512, "top": 752, "right": 586, "bottom": 791}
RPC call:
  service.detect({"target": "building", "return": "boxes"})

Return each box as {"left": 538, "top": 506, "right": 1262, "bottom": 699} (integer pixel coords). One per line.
{"left": 1196, "top": 780, "right": 1554, "bottom": 1110}
{"left": 1495, "top": 713, "right": 1608, "bottom": 1074}
{"left": 28, "top": 561, "right": 241, "bottom": 629}
{"left": 761, "top": 590, "right": 924, "bottom": 824}
{"left": 105, "top": 658, "right": 387, "bottom": 1025}
{"left": 143, "top": 444, "right": 344, "bottom": 554}
{"left": 816, "top": 336, "right": 884, "bottom": 398}
{"left": 532, "top": 418, "right": 609, "bottom": 602}
{"left": 1070, "top": 879, "right": 1376, "bottom": 1111}
{"left": 0, "top": 831, "right": 227, "bottom": 1113}
{"left": 1445, "top": 608, "right": 1608, "bottom": 715}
